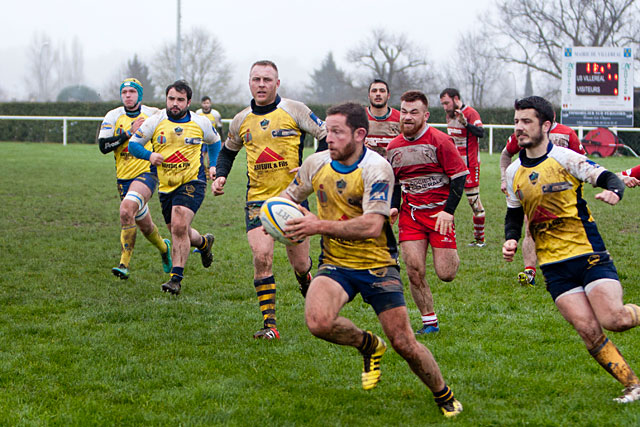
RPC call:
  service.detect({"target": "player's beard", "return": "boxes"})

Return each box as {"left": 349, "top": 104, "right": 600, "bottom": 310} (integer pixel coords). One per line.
{"left": 330, "top": 139, "right": 358, "bottom": 162}
{"left": 202, "top": 107, "right": 211, "bottom": 114}
{"left": 369, "top": 98, "right": 387, "bottom": 109}
{"left": 517, "top": 127, "right": 545, "bottom": 149}
{"left": 401, "top": 120, "right": 424, "bottom": 139}
{"left": 167, "top": 106, "right": 188, "bottom": 120}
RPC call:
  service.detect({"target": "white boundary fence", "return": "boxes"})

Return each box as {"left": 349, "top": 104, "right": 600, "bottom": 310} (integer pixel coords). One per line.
{"left": 1, "top": 115, "right": 640, "bottom": 156}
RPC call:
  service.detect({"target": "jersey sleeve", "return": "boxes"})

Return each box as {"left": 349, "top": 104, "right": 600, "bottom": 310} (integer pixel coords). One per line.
{"left": 361, "top": 155, "right": 395, "bottom": 216}
{"left": 98, "top": 109, "right": 120, "bottom": 139}
{"left": 568, "top": 130, "right": 586, "bottom": 154}
{"left": 550, "top": 146, "right": 606, "bottom": 186}
{"left": 285, "top": 152, "right": 328, "bottom": 203}
{"left": 280, "top": 99, "right": 327, "bottom": 140}
{"left": 212, "top": 109, "right": 222, "bottom": 126}
{"left": 505, "top": 133, "right": 521, "bottom": 156}
{"left": 505, "top": 160, "right": 522, "bottom": 208}
{"left": 465, "top": 108, "right": 483, "bottom": 127}
{"left": 225, "top": 108, "right": 251, "bottom": 152}
{"left": 129, "top": 112, "right": 160, "bottom": 146}
{"left": 437, "top": 136, "right": 470, "bottom": 179}
{"left": 621, "top": 164, "right": 640, "bottom": 179}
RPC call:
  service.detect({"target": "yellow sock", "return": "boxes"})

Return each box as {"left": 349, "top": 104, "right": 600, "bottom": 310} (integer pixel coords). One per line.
{"left": 589, "top": 335, "right": 640, "bottom": 387}
{"left": 254, "top": 276, "right": 276, "bottom": 328}
{"left": 119, "top": 224, "right": 137, "bottom": 267}
{"left": 624, "top": 304, "right": 640, "bottom": 327}
{"left": 143, "top": 224, "right": 168, "bottom": 253}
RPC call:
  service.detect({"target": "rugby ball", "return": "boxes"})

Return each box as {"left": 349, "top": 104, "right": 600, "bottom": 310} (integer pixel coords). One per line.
{"left": 259, "top": 197, "right": 305, "bottom": 245}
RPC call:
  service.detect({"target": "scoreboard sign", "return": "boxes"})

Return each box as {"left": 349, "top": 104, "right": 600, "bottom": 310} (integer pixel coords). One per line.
{"left": 561, "top": 46, "right": 634, "bottom": 127}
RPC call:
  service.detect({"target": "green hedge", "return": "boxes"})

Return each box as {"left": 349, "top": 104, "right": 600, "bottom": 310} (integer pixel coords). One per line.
{"left": 1, "top": 102, "right": 639, "bottom": 153}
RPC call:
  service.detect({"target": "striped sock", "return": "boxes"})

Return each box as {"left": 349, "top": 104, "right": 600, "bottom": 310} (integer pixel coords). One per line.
{"left": 473, "top": 215, "right": 485, "bottom": 242}
{"left": 422, "top": 312, "right": 438, "bottom": 327}
{"left": 254, "top": 276, "right": 276, "bottom": 328}
{"left": 433, "top": 384, "right": 455, "bottom": 406}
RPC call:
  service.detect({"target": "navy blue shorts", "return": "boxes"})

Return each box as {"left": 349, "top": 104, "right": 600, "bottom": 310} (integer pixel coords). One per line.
{"left": 117, "top": 172, "right": 158, "bottom": 201}
{"left": 315, "top": 264, "right": 406, "bottom": 315}
{"left": 158, "top": 181, "right": 206, "bottom": 225}
{"left": 541, "top": 252, "right": 619, "bottom": 301}
{"left": 245, "top": 199, "right": 309, "bottom": 232}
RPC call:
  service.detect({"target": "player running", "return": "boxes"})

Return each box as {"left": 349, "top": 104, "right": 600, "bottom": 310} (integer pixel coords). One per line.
{"left": 503, "top": 96, "right": 640, "bottom": 404}
{"left": 364, "top": 79, "right": 400, "bottom": 158}
{"left": 212, "top": 60, "right": 327, "bottom": 340}
{"left": 500, "top": 117, "right": 585, "bottom": 287}
{"left": 283, "top": 102, "right": 462, "bottom": 418}
{"left": 98, "top": 78, "right": 171, "bottom": 280}
{"left": 128, "top": 80, "right": 220, "bottom": 295}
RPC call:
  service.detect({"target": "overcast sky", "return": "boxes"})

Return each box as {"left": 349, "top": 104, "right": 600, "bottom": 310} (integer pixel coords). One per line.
{"left": 0, "top": 0, "right": 495, "bottom": 101}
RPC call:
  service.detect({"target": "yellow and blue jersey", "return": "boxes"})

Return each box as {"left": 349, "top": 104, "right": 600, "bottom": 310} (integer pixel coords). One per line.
{"left": 129, "top": 110, "right": 220, "bottom": 193}
{"left": 505, "top": 143, "right": 607, "bottom": 265}
{"left": 226, "top": 97, "right": 327, "bottom": 202}
{"left": 286, "top": 149, "right": 397, "bottom": 270}
{"left": 196, "top": 108, "right": 222, "bottom": 129}
{"left": 98, "top": 105, "right": 158, "bottom": 180}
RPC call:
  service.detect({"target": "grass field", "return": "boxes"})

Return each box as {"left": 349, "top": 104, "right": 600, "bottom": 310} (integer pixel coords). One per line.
{"left": 2, "top": 142, "right": 640, "bottom": 426}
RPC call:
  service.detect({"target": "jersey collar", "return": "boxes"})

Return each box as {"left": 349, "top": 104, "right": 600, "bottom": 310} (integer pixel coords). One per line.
{"left": 125, "top": 104, "right": 142, "bottom": 118}
{"left": 167, "top": 110, "right": 191, "bottom": 123}
{"left": 251, "top": 95, "right": 281, "bottom": 115}
{"left": 519, "top": 141, "right": 554, "bottom": 167}
{"left": 367, "top": 106, "right": 392, "bottom": 120}
{"left": 330, "top": 147, "right": 367, "bottom": 174}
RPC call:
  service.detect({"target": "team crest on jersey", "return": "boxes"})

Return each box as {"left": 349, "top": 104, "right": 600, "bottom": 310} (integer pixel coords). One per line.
{"left": 174, "top": 127, "right": 184, "bottom": 136}
{"left": 528, "top": 171, "right": 539, "bottom": 185}
{"left": 370, "top": 181, "right": 390, "bottom": 201}
{"left": 336, "top": 179, "right": 347, "bottom": 194}
{"left": 260, "top": 119, "right": 270, "bottom": 130}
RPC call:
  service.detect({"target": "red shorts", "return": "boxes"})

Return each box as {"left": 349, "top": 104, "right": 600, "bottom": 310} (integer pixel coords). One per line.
{"left": 398, "top": 206, "right": 457, "bottom": 249}
{"left": 465, "top": 165, "right": 480, "bottom": 189}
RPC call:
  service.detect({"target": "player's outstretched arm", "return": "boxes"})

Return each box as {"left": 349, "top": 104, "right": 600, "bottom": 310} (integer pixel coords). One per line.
{"left": 594, "top": 170, "right": 624, "bottom": 205}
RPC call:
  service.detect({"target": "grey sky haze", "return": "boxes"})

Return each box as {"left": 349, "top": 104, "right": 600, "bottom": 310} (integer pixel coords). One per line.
{"left": 0, "top": 0, "right": 494, "bottom": 101}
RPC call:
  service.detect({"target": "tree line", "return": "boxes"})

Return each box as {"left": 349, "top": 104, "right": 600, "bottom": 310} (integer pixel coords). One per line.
{"left": 13, "top": 0, "right": 640, "bottom": 107}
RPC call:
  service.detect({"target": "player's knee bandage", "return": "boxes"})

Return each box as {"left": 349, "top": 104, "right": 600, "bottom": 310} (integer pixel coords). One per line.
{"left": 124, "top": 191, "right": 149, "bottom": 220}
{"left": 466, "top": 191, "right": 484, "bottom": 217}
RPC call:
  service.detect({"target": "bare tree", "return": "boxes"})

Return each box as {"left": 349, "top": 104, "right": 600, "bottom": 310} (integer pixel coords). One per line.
{"left": 25, "top": 33, "right": 58, "bottom": 101}
{"left": 347, "top": 30, "right": 432, "bottom": 103}
{"left": 490, "top": 0, "right": 640, "bottom": 80}
{"left": 151, "top": 28, "right": 236, "bottom": 102}
{"left": 440, "top": 31, "right": 507, "bottom": 108}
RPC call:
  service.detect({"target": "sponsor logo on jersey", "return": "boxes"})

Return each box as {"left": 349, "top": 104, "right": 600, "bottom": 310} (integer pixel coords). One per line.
{"left": 336, "top": 179, "right": 347, "bottom": 194}
{"left": 309, "top": 112, "right": 324, "bottom": 128}
{"left": 185, "top": 184, "right": 196, "bottom": 198}
{"left": 528, "top": 171, "right": 539, "bottom": 185}
{"left": 101, "top": 122, "right": 113, "bottom": 131}
{"left": 162, "top": 151, "right": 191, "bottom": 169}
{"left": 157, "top": 133, "right": 167, "bottom": 144}
{"left": 174, "top": 127, "right": 184, "bottom": 136}
{"left": 542, "top": 182, "right": 572, "bottom": 193}
{"left": 244, "top": 129, "right": 252, "bottom": 143}
{"left": 272, "top": 129, "right": 298, "bottom": 138}
{"left": 184, "top": 137, "right": 203, "bottom": 145}
{"left": 370, "top": 181, "right": 390, "bottom": 201}
{"left": 259, "top": 119, "right": 270, "bottom": 130}
{"left": 254, "top": 147, "right": 288, "bottom": 171}
{"left": 317, "top": 188, "right": 328, "bottom": 204}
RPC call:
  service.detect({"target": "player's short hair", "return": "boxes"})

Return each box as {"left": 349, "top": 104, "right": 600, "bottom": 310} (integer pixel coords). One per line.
{"left": 514, "top": 96, "right": 554, "bottom": 125}
{"left": 439, "top": 88, "right": 461, "bottom": 100}
{"left": 326, "top": 102, "right": 369, "bottom": 134}
{"left": 400, "top": 90, "right": 429, "bottom": 109}
{"left": 201, "top": 96, "right": 211, "bottom": 102}
{"left": 368, "top": 79, "right": 389, "bottom": 93}
{"left": 250, "top": 60, "right": 278, "bottom": 76}
{"left": 166, "top": 80, "right": 192, "bottom": 101}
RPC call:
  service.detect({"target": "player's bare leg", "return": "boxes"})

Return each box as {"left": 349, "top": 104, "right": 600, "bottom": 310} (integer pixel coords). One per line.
{"left": 519, "top": 217, "right": 537, "bottom": 287}
{"left": 401, "top": 240, "right": 438, "bottom": 334}
{"left": 248, "top": 228, "right": 279, "bottom": 338}
{"left": 555, "top": 286, "right": 640, "bottom": 402}
{"left": 305, "top": 276, "right": 387, "bottom": 391}
{"left": 466, "top": 186, "right": 485, "bottom": 247}
{"left": 286, "top": 238, "right": 312, "bottom": 297}
{"left": 160, "top": 206, "right": 196, "bottom": 295}
{"left": 377, "top": 305, "right": 462, "bottom": 416}
{"left": 432, "top": 247, "right": 459, "bottom": 282}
